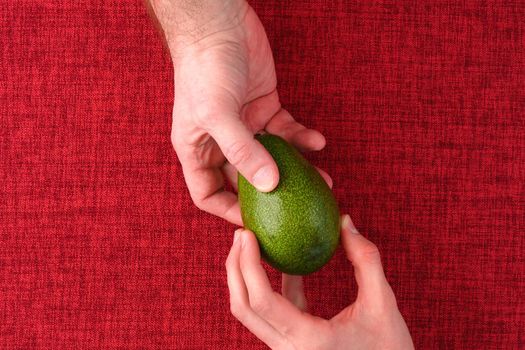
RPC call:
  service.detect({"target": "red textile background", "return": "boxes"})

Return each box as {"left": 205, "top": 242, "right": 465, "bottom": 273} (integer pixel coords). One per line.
{"left": 1, "top": 1, "right": 524, "bottom": 349}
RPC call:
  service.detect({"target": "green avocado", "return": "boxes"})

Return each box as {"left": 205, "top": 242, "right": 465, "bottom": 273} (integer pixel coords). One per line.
{"left": 238, "top": 134, "right": 340, "bottom": 275}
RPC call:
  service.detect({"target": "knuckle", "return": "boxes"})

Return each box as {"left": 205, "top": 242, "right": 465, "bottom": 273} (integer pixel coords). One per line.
{"left": 193, "top": 103, "right": 217, "bottom": 126}
{"left": 170, "top": 132, "right": 180, "bottom": 150}
{"left": 249, "top": 295, "right": 271, "bottom": 315}
{"left": 224, "top": 141, "right": 252, "bottom": 168}
{"left": 225, "top": 251, "right": 237, "bottom": 270}
{"left": 224, "top": 255, "right": 232, "bottom": 269}
{"left": 192, "top": 197, "right": 207, "bottom": 211}
{"left": 196, "top": 112, "right": 216, "bottom": 126}
{"left": 170, "top": 129, "right": 193, "bottom": 154}
{"left": 356, "top": 242, "right": 381, "bottom": 264}
{"left": 229, "top": 300, "right": 245, "bottom": 320}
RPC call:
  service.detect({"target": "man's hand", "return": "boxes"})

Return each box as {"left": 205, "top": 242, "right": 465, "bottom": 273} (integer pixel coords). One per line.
{"left": 225, "top": 215, "right": 414, "bottom": 350}
{"left": 150, "top": 0, "right": 326, "bottom": 224}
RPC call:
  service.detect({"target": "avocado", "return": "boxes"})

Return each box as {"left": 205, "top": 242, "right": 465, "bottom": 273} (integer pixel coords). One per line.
{"left": 238, "top": 134, "right": 340, "bottom": 275}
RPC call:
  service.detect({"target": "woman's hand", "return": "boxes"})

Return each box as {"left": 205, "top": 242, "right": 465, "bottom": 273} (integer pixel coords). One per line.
{"left": 225, "top": 215, "right": 414, "bottom": 350}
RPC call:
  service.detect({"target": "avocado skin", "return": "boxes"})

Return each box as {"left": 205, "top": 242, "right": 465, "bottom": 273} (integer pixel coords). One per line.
{"left": 238, "top": 134, "right": 340, "bottom": 275}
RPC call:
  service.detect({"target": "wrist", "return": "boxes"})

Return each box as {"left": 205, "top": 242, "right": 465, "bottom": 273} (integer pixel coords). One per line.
{"left": 151, "top": 0, "right": 248, "bottom": 53}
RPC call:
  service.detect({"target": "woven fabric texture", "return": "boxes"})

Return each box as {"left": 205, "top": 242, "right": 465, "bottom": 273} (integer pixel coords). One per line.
{"left": 1, "top": 1, "right": 524, "bottom": 349}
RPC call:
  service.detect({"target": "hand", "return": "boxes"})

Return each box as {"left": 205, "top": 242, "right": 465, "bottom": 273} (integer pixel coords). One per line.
{"left": 225, "top": 215, "right": 414, "bottom": 350}
{"left": 151, "top": 0, "right": 326, "bottom": 225}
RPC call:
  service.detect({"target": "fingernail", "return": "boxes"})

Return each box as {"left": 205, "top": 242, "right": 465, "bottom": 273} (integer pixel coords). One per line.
{"left": 233, "top": 229, "right": 242, "bottom": 244}
{"left": 252, "top": 165, "right": 275, "bottom": 192}
{"left": 342, "top": 214, "right": 359, "bottom": 234}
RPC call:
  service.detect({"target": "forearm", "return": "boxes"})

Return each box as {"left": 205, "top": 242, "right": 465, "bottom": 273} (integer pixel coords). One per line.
{"left": 148, "top": 0, "right": 247, "bottom": 50}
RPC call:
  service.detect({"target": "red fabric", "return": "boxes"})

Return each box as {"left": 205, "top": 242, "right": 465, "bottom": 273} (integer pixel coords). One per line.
{"left": 1, "top": 1, "right": 524, "bottom": 349}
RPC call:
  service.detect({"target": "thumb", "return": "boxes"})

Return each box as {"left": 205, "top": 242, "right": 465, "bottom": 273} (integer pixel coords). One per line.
{"left": 340, "top": 215, "right": 391, "bottom": 305}
{"left": 209, "top": 114, "right": 279, "bottom": 192}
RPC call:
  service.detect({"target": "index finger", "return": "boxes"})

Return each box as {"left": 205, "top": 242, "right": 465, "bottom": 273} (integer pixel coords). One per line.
{"left": 177, "top": 145, "right": 242, "bottom": 225}
{"left": 225, "top": 230, "right": 286, "bottom": 349}
{"left": 238, "top": 230, "right": 311, "bottom": 336}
